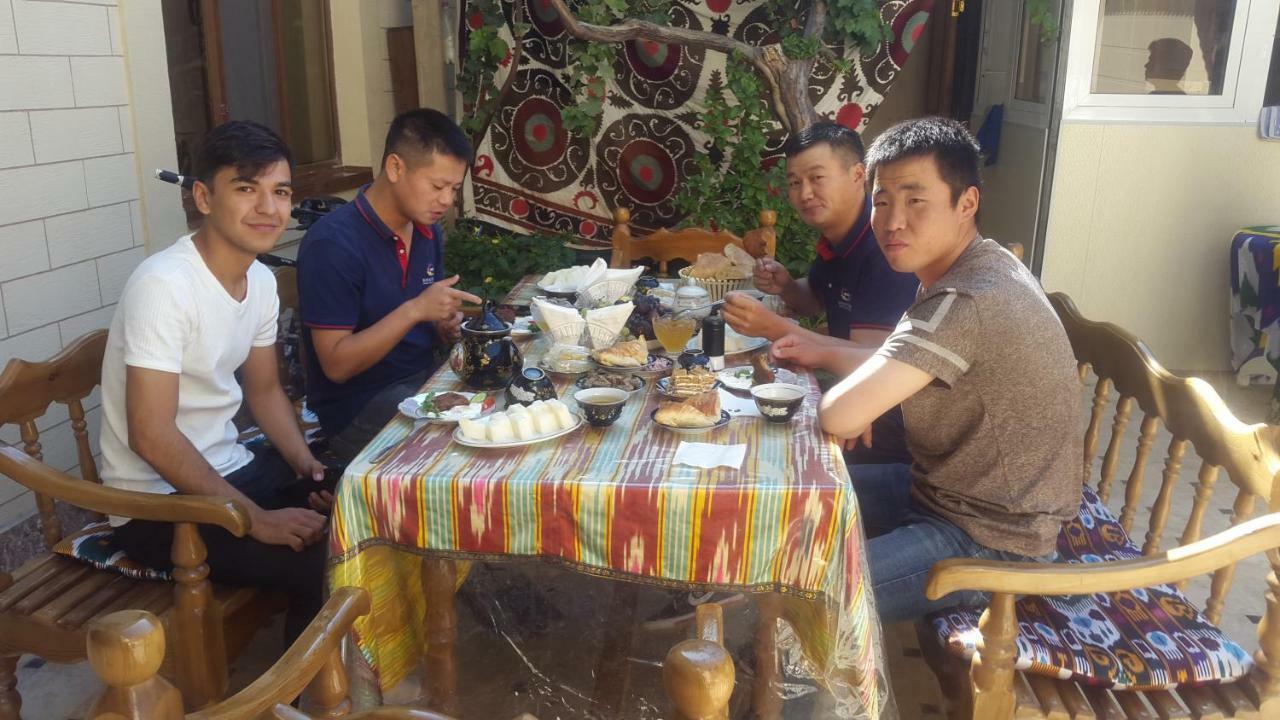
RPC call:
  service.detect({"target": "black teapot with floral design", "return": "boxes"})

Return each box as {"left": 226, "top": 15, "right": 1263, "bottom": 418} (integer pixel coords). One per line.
{"left": 449, "top": 301, "right": 523, "bottom": 390}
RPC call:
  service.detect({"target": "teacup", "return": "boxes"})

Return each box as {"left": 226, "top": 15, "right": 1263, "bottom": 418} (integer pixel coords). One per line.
{"left": 750, "top": 383, "right": 805, "bottom": 423}
{"left": 573, "top": 387, "right": 628, "bottom": 427}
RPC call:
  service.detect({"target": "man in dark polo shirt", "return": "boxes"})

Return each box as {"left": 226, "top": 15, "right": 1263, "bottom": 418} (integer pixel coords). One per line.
{"left": 298, "top": 109, "right": 482, "bottom": 462}
{"left": 722, "top": 121, "right": 918, "bottom": 464}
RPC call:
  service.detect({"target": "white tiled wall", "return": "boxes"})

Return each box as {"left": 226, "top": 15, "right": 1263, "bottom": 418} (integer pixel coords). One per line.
{"left": 0, "top": 0, "right": 143, "bottom": 531}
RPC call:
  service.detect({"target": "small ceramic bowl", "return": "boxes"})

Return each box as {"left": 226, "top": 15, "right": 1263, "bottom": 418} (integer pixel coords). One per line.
{"left": 750, "top": 383, "right": 805, "bottom": 423}
{"left": 573, "top": 387, "right": 628, "bottom": 427}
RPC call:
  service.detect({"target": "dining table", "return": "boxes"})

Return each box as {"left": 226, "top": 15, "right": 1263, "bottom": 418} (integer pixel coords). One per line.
{"left": 326, "top": 278, "right": 893, "bottom": 718}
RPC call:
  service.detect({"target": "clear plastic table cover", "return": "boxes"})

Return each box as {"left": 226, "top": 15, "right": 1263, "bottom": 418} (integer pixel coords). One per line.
{"left": 327, "top": 341, "right": 894, "bottom": 718}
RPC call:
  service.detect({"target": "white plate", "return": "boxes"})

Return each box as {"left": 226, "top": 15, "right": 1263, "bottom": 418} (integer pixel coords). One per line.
{"left": 686, "top": 328, "right": 769, "bottom": 356}
{"left": 398, "top": 391, "right": 494, "bottom": 422}
{"left": 717, "top": 367, "right": 800, "bottom": 392}
{"left": 510, "top": 316, "right": 541, "bottom": 338}
{"left": 452, "top": 416, "right": 583, "bottom": 449}
{"left": 538, "top": 355, "right": 595, "bottom": 376}
{"left": 649, "top": 409, "right": 732, "bottom": 435}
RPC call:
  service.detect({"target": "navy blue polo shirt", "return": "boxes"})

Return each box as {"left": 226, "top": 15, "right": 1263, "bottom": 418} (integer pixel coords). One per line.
{"left": 807, "top": 196, "right": 919, "bottom": 339}
{"left": 297, "top": 188, "right": 445, "bottom": 434}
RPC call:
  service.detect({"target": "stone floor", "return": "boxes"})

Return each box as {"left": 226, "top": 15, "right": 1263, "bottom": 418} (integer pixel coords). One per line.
{"left": 11, "top": 371, "right": 1275, "bottom": 719}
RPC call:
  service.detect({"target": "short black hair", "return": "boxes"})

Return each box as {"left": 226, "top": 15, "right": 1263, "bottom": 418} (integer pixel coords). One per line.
{"left": 782, "top": 121, "right": 865, "bottom": 165}
{"left": 865, "top": 117, "right": 981, "bottom": 203}
{"left": 382, "top": 108, "right": 474, "bottom": 170}
{"left": 193, "top": 120, "right": 293, "bottom": 188}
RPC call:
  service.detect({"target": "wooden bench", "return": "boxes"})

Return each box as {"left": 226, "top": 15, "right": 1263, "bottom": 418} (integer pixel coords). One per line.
{"left": 85, "top": 587, "right": 735, "bottom": 720}
{"left": 920, "top": 292, "right": 1280, "bottom": 719}
{"left": 0, "top": 331, "right": 285, "bottom": 716}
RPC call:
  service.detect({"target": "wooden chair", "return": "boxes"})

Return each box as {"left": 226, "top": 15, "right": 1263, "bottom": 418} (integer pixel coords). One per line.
{"left": 0, "top": 330, "right": 286, "bottom": 716}
{"left": 921, "top": 292, "right": 1280, "bottom": 719}
{"left": 85, "top": 587, "right": 735, "bottom": 720}
{"left": 609, "top": 207, "right": 777, "bottom": 274}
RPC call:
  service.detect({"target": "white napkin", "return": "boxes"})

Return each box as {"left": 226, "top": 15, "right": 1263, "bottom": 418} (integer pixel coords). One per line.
{"left": 584, "top": 302, "right": 633, "bottom": 344}
{"left": 674, "top": 441, "right": 747, "bottom": 470}
{"left": 577, "top": 257, "right": 610, "bottom": 291}
{"left": 532, "top": 297, "right": 584, "bottom": 339}
{"left": 583, "top": 265, "right": 644, "bottom": 305}
{"left": 718, "top": 388, "right": 761, "bottom": 417}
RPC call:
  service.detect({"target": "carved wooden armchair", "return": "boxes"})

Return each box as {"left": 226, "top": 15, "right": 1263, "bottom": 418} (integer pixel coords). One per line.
{"left": 85, "top": 587, "right": 735, "bottom": 720}
{"left": 609, "top": 206, "right": 777, "bottom": 274}
{"left": 920, "top": 292, "right": 1280, "bottom": 718}
{"left": 0, "top": 331, "right": 285, "bottom": 717}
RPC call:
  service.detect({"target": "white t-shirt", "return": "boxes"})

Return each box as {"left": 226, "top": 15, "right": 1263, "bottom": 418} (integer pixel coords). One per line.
{"left": 99, "top": 234, "right": 278, "bottom": 520}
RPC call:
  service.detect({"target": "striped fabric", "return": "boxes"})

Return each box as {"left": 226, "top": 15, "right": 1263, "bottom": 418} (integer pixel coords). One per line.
{"left": 328, "top": 364, "right": 885, "bottom": 718}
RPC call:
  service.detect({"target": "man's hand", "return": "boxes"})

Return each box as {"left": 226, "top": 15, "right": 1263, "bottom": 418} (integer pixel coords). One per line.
{"left": 722, "top": 292, "right": 785, "bottom": 341}
{"left": 437, "top": 311, "right": 465, "bottom": 345}
{"left": 286, "top": 452, "right": 334, "bottom": 513}
{"left": 754, "top": 257, "right": 794, "bottom": 296}
{"left": 841, "top": 426, "right": 873, "bottom": 452}
{"left": 770, "top": 333, "right": 829, "bottom": 369}
{"left": 250, "top": 507, "right": 327, "bottom": 551}
{"left": 407, "top": 275, "right": 483, "bottom": 324}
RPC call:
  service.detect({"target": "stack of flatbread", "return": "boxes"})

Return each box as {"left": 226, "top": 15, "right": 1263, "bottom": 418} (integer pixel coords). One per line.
{"left": 685, "top": 244, "right": 756, "bottom": 281}
{"left": 655, "top": 390, "right": 721, "bottom": 427}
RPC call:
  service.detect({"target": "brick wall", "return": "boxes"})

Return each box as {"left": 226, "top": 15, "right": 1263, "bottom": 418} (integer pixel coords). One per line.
{"left": 0, "top": 0, "right": 145, "bottom": 532}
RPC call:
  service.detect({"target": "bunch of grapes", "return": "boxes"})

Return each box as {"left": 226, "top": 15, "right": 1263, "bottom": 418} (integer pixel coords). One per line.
{"left": 626, "top": 293, "right": 668, "bottom": 340}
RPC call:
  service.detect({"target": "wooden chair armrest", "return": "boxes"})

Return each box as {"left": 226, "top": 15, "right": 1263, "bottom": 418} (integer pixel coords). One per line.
{"left": 927, "top": 512, "right": 1280, "bottom": 599}
{"left": 0, "top": 444, "right": 250, "bottom": 535}
{"left": 190, "top": 587, "right": 372, "bottom": 720}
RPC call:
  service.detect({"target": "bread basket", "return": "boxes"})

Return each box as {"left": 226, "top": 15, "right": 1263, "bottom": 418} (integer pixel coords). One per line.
{"left": 676, "top": 267, "right": 754, "bottom": 302}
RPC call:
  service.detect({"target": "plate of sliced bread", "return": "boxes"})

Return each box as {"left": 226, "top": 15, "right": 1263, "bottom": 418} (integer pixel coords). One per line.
{"left": 453, "top": 399, "right": 583, "bottom": 448}
{"left": 651, "top": 390, "right": 731, "bottom": 434}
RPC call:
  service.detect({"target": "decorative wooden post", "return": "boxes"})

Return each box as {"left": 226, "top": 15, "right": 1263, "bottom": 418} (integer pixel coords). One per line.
{"left": 611, "top": 207, "right": 633, "bottom": 270}
{"left": 665, "top": 604, "right": 734, "bottom": 720}
{"left": 19, "top": 421, "right": 61, "bottom": 549}
{"left": 169, "top": 522, "right": 227, "bottom": 709}
{"left": 85, "top": 610, "right": 184, "bottom": 720}
{"left": 309, "top": 649, "right": 352, "bottom": 719}
{"left": 969, "top": 593, "right": 1018, "bottom": 720}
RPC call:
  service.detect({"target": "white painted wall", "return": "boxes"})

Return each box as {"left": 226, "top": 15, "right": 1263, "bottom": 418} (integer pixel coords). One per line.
{"left": 331, "top": 0, "right": 413, "bottom": 171}
{"left": 0, "top": 0, "right": 169, "bottom": 531}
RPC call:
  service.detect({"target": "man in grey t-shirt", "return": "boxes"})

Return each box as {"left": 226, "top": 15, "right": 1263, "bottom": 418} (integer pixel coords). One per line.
{"left": 773, "top": 117, "right": 1082, "bottom": 621}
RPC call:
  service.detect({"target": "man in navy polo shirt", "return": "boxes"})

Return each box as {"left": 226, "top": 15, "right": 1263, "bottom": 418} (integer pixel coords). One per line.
{"left": 298, "top": 109, "right": 482, "bottom": 462}
{"left": 722, "top": 121, "right": 918, "bottom": 464}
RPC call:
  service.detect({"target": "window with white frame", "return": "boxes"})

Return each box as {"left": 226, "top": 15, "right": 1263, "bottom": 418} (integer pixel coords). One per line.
{"left": 1063, "top": 0, "right": 1279, "bottom": 122}
{"left": 1092, "top": 0, "right": 1236, "bottom": 96}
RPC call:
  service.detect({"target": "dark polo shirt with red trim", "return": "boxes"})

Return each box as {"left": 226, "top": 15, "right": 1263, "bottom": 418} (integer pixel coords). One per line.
{"left": 297, "top": 188, "right": 445, "bottom": 434}
{"left": 807, "top": 196, "right": 919, "bottom": 339}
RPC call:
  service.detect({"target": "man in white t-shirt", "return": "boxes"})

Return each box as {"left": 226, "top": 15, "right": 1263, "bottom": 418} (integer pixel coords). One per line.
{"left": 100, "top": 121, "right": 330, "bottom": 641}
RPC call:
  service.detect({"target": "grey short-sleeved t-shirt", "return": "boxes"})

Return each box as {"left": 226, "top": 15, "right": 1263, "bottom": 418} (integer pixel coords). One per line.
{"left": 875, "top": 237, "right": 1082, "bottom": 556}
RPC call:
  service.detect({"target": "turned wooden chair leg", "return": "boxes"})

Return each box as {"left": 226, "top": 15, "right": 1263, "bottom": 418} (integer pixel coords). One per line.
{"left": 0, "top": 655, "right": 20, "bottom": 720}
{"left": 970, "top": 593, "right": 1018, "bottom": 720}
{"left": 752, "top": 592, "right": 782, "bottom": 720}
{"left": 422, "top": 556, "right": 459, "bottom": 715}
{"left": 170, "top": 522, "right": 228, "bottom": 710}
{"left": 1251, "top": 550, "right": 1280, "bottom": 714}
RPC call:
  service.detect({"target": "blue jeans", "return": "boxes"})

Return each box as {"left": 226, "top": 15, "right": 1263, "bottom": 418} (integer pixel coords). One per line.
{"left": 854, "top": 463, "right": 1055, "bottom": 623}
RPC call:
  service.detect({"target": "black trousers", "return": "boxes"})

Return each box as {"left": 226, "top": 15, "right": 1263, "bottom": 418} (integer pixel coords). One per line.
{"left": 113, "top": 447, "right": 332, "bottom": 642}
{"left": 326, "top": 369, "right": 430, "bottom": 464}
